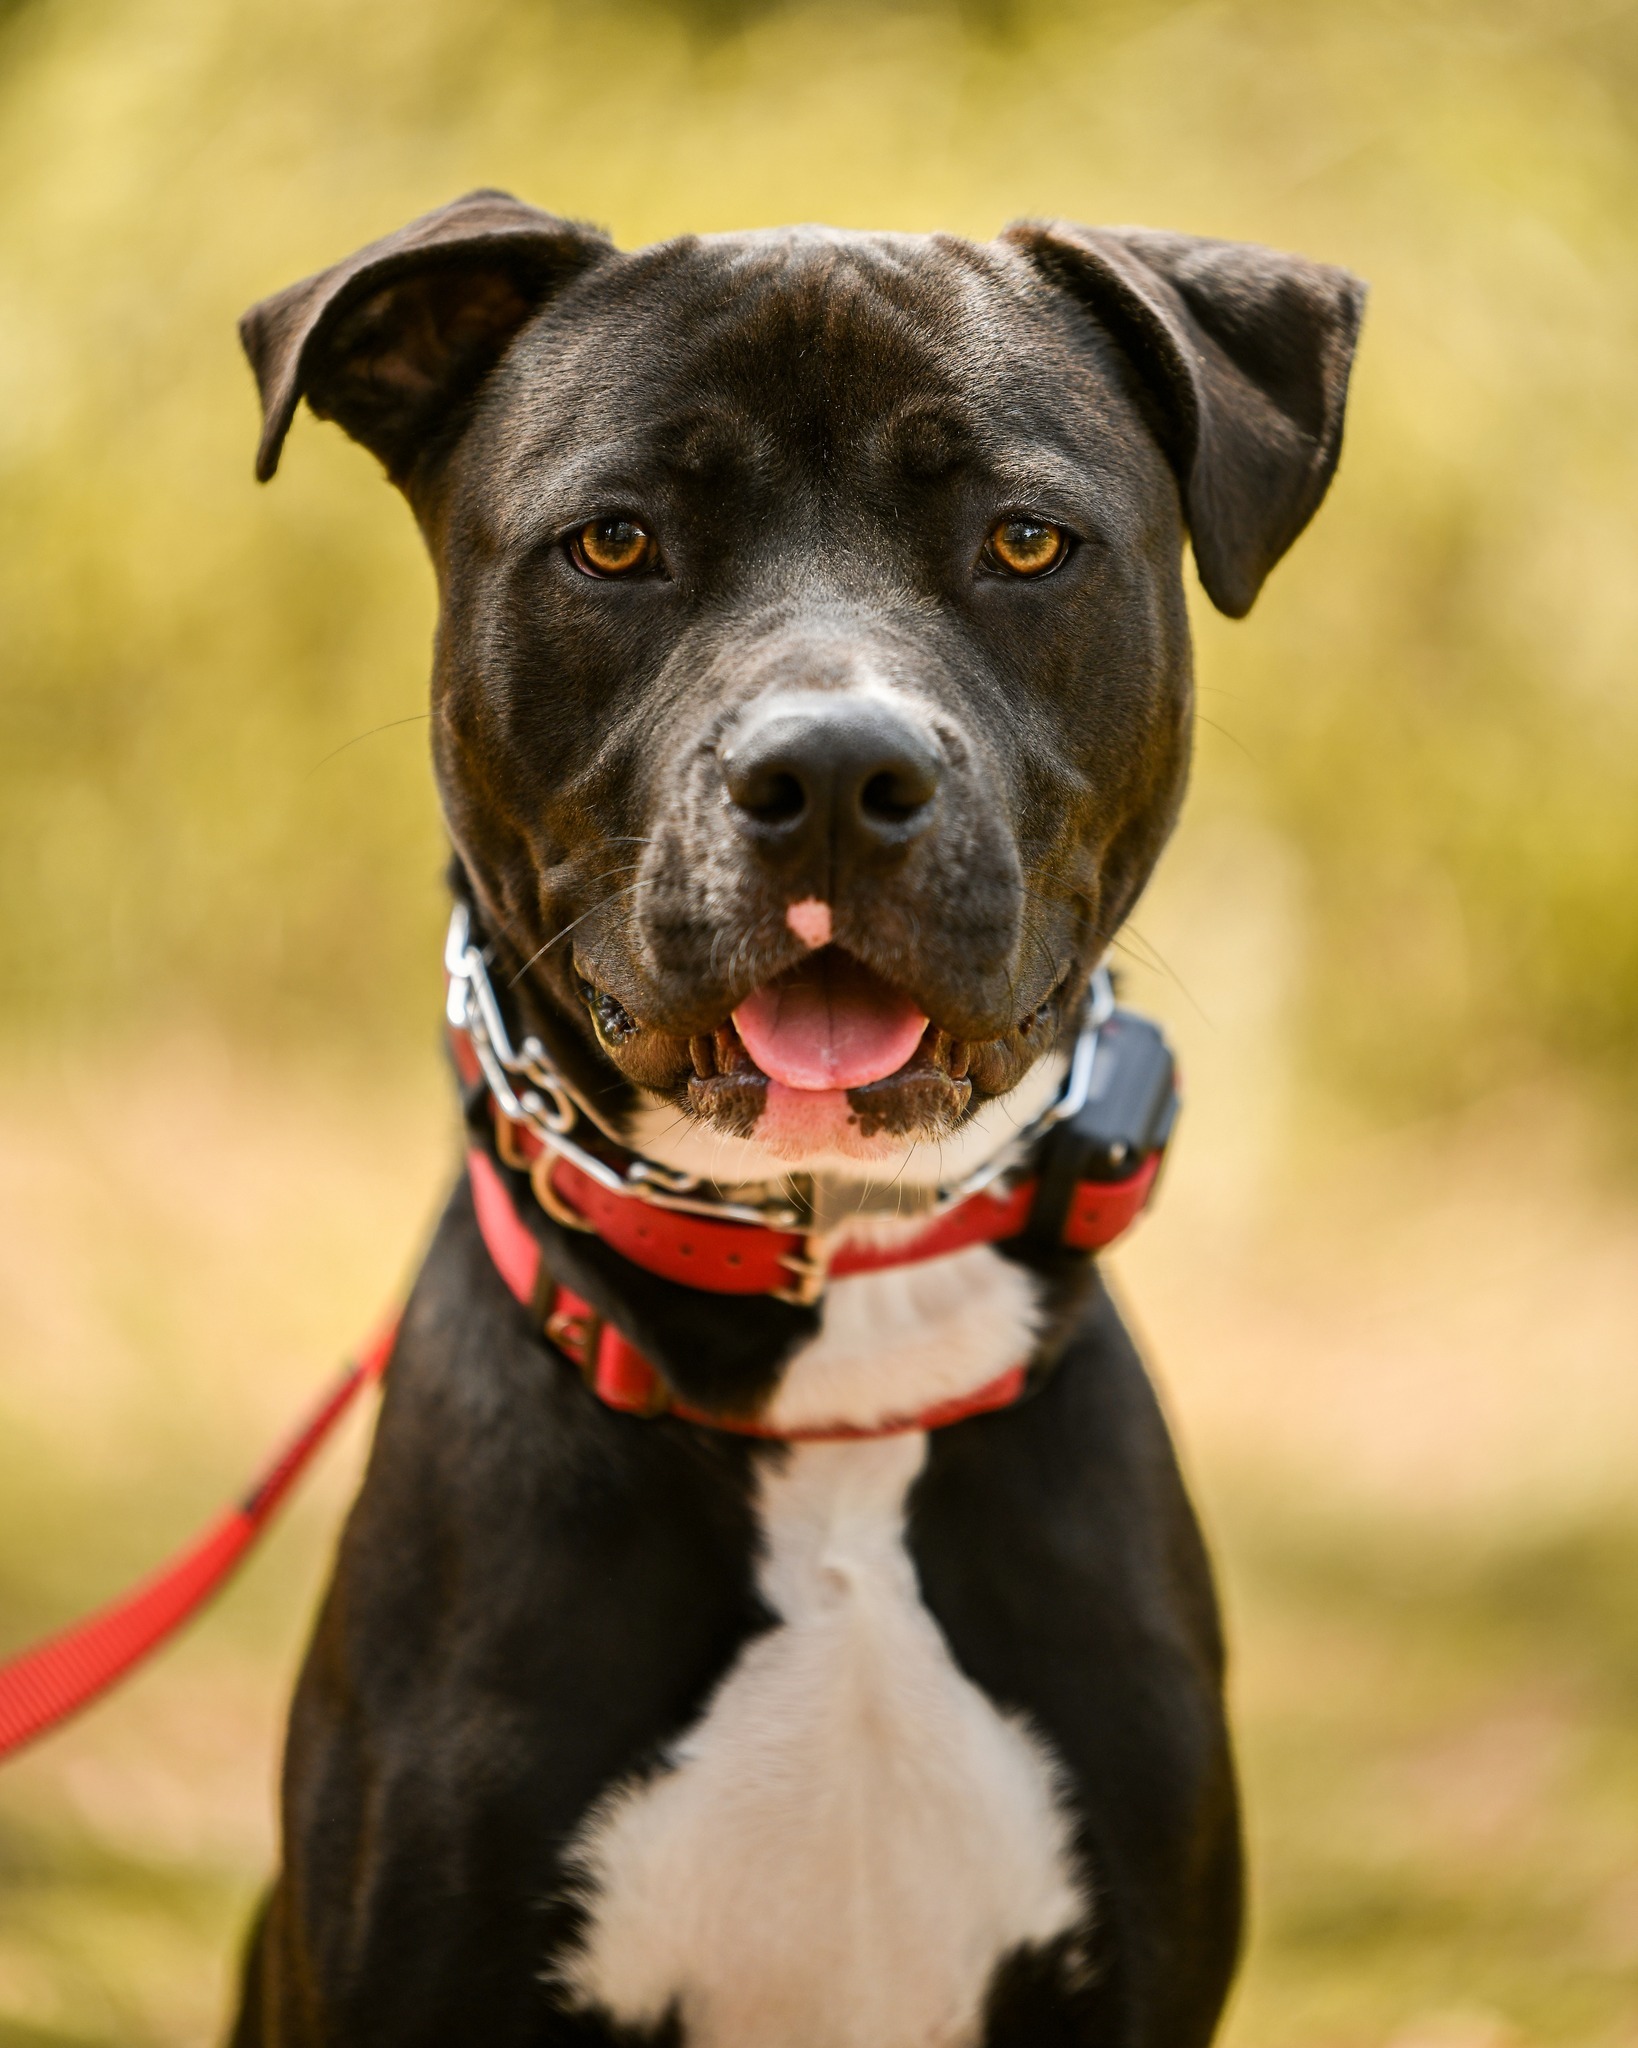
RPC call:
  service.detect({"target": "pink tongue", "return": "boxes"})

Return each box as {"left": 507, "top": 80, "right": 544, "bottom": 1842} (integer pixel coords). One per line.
{"left": 733, "top": 957, "right": 928, "bottom": 1091}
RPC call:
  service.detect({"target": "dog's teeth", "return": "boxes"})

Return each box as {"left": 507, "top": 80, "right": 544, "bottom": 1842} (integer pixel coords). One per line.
{"left": 713, "top": 1024, "right": 748, "bottom": 1074}
{"left": 689, "top": 1034, "right": 717, "bottom": 1080}
{"left": 923, "top": 1028, "right": 971, "bottom": 1080}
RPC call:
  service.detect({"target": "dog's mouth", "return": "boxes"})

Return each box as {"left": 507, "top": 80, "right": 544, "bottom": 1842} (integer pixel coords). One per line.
{"left": 731, "top": 950, "right": 931, "bottom": 1093}
{"left": 575, "top": 944, "right": 1069, "bottom": 1161}
{"left": 640, "top": 948, "right": 985, "bottom": 1154}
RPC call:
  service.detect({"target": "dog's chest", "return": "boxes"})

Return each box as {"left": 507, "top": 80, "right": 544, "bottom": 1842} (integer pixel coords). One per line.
{"left": 560, "top": 1428, "right": 1085, "bottom": 2048}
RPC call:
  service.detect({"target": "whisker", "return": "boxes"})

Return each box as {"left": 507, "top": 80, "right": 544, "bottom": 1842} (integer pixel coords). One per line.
{"left": 1108, "top": 924, "right": 1210, "bottom": 1024}
{"left": 1196, "top": 714, "right": 1260, "bottom": 766}
{"left": 306, "top": 713, "right": 430, "bottom": 776}
{"left": 507, "top": 875, "right": 651, "bottom": 988}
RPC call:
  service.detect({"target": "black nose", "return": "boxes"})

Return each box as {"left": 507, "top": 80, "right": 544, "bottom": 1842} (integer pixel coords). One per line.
{"left": 721, "top": 693, "right": 942, "bottom": 871}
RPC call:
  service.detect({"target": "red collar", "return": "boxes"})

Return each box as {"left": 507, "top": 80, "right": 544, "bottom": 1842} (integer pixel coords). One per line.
{"left": 481, "top": 1098, "right": 1161, "bottom": 1296}
{"left": 466, "top": 1146, "right": 1036, "bottom": 1441}
{"left": 444, "top": 905, "right": 1175, "bottom": 1440}
{"left": 456, "top": 1056, "right": 1166, "bottom": 1445}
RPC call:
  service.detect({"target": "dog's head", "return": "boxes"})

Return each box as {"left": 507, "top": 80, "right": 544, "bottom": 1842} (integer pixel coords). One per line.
{"left": 244, "top": 192, "right": 1362, "bottom": 1179}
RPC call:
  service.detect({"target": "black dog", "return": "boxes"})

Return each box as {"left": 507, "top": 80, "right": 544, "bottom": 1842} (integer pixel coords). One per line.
{"left": 230, "top": 192, "right": 1363, "bottom": 2048}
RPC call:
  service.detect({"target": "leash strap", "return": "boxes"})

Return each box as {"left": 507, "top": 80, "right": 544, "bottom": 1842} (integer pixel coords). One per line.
{"left": 0, "top": 1315, "right": 399, "bottom": 1765}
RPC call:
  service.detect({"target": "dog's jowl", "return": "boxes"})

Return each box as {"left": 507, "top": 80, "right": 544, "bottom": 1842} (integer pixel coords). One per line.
{"left": 231, "top": 193, "right": 1363, "bottom": 2048}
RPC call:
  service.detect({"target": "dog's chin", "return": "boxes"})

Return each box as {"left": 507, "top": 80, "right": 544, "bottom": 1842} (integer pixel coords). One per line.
{"left": 617, "top": 1030, "right": 1070, "bottom": 1191}
{"left": 687, "top": 1058, "right": 972, "bottom": 1164}
{"left": 589, "top": 1015, "right": 1072, "bottom": 1196}
{"left": 754, "top": 1094, "right": 908, "bottom": 1165}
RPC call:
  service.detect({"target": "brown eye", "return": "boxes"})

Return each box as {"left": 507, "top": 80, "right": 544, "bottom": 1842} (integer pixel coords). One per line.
{"left": 983, "top": 518, "right": 1068, "bottom": 577}
{"left": 569, "top": 517, "right": 657, "bottom": 577}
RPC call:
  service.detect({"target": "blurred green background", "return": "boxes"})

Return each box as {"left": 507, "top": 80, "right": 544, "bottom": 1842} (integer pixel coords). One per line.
{"left": 1, "top": 1, "right": 1635, "bottom": 2044}
{"left": 3, "top": 0, "right": 1638, "bottom": 1122}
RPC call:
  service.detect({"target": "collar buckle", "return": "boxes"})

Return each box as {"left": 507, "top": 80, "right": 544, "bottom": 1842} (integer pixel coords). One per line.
{"left": 774, "top": 1237, "right": 835, "bottom": 1307}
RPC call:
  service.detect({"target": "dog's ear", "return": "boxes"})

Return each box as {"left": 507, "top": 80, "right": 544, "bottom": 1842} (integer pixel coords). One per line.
{"left": 240, "top": 189, "right": 614, "bottom": 485}
{"left": 1003, "top": 222, "right": 1366, "bottom": 617}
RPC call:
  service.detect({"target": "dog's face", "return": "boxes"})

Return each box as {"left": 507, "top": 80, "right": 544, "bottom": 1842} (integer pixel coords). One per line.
{"left": 434, "top": 232, "right": 1196, "bottom": 1162}
{"left": 244, "top": 196, "right": 1362, "bottom": 1172}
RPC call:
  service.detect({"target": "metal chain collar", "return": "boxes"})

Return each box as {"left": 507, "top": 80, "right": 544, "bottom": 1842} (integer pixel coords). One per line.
{"left": 443, "top": 900, "right": 1116, "bottom": 1245}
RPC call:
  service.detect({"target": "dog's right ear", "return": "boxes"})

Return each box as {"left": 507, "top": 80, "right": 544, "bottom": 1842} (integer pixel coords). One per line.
{"left": 240, "top": 190, "right": 613, "bottom": 485}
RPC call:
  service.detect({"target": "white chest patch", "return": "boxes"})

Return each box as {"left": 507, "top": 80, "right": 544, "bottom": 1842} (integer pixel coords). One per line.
{"left": 761, "top": 1244, "right": 1043, "bottom": 1433}
{"left": 558, "top": 1435, "right": 1085, "bottom": 2048}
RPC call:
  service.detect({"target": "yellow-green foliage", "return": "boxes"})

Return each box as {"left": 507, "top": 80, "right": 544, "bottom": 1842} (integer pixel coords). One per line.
{"left": 1, "top": 0, "right": 1635, "bottom": 1119}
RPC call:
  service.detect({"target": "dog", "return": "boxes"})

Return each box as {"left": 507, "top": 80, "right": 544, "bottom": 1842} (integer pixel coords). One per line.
{"left": 229, "top": 191, "right": 1363, "bottom": 2048}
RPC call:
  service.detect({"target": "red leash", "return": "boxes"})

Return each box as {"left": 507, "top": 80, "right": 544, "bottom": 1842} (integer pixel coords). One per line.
{"left": 0, "top": 1314, "right": 399, "bottom": 1765}
{"left": 0, "top": 1152, "right": 1048, "bottom": 1764}
{"left": 0, "top": 916, "right": 1178, "bottom": 1765}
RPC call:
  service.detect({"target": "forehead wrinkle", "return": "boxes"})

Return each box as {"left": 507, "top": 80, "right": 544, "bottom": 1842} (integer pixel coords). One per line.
{"left": 650, "top": 406, "right": 777, "bottom": 482}
{"left": 527, "top": 232, "right": 1008, "bottom": 440}
{"left": 871, "top": 396, "right": 983, "bottom": 481}
{"left": 485, "top": 438, "right": 668, "bottom": 548}
{"left": 480, "top": 227, "right": 1142, "bottom": 543}
{"left": 659, "top": 238, "right": 976, "bottom": 412}
{"left": 488, "top": 417, "right": 794, "bottom": 553}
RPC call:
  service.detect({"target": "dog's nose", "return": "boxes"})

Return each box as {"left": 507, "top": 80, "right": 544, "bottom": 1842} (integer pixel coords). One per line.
{"left": 721, "top": 693, "right": 941, "bottom": 870}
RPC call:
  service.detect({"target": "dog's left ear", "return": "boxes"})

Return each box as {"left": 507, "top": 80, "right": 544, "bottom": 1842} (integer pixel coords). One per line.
{"left": 1003, "top": 222, "right": 1366, "bottom": 617}
{"left": 240, "top": 188, "right": 614, "bottom": 485}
